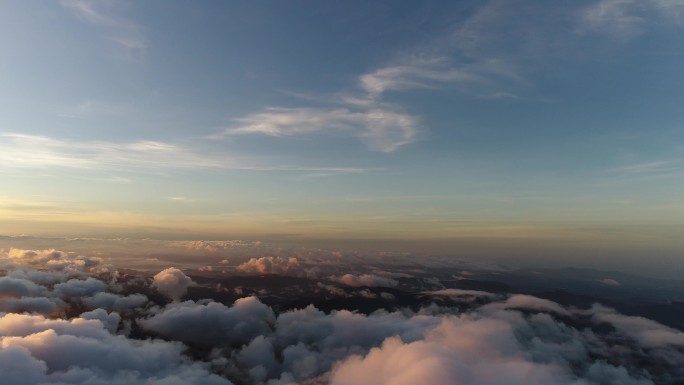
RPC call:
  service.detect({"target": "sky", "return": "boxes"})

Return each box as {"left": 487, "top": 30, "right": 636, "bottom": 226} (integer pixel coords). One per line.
{"left": 0, "top": 1, "right": 683, "bottom": 272}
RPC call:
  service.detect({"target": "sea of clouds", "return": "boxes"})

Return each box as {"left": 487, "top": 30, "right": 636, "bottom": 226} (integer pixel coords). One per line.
{"left": 1, "top": 247, "right": 682, "bottom": 385}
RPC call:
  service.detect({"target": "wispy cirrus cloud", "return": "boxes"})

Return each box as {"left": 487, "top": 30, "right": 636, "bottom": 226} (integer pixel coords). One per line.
{"left": 224, "top": 107, "right": 418, "bottom": 153}
{"left": 221, "top": 50, "right": 523, "bottom": 153}
{"left": 0, "top": 133, "right": 214, "bottom": 170}
{"left": 222, "top": 59, "right": 477, "bottom": 153}
{"left": 60, "top": 0, "right": 146, "bottom": 54}
{"left": 0, "top": 133, "right": 366, "bottom": 175}
{"left": 578, "top": 0, "right": 684, "bottom": 38}
{"left": 617, "top": 160, "right": 684, "bottom": 177}
{"left": 219, "top": 54, "right": 508, "bottom": 152}
{"left": 57, "top": 100, "right": 129, "bottom": 120}
{"left": 220, "top": 54, "right": 517, "bottom": 153}
{"left": 359, "top": 57, "right": 483, "bottom": 97}
{"left": 218, "top": 4, "right": 536, "bottom": 153}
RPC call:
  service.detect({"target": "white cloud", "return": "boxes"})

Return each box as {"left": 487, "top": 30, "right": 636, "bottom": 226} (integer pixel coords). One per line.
{"left": 272, "top": 305, "right": 441, "bottom": 380}
{"left": 598, "top": 278, "right": 621, "bottom": 286}
{"left": 0, "top": 312, "right": 233, "bottom": 385}
{"left": 0, "top": 346, "right": 48, "bottom": 385}
{"left": 236, "top": 256, "right": 302, "bottom": 275}
{"left": 52, "top": 277, "right": 107, "bottom": 299}
{"left": 486, "top": 294, "right": 571, "bottom": 317}
{"left": 4, "top": 266, "right": 69, "bottom": 285}
{"left": 218, "top": 6, "right": 536, "bottom": 154}
{"left": 82, "top": 292, "right": 148, "bottom": 312}
{"left": 79, "top": 308, "right": 121, "bottom": 334}
{"left": 0, "top": 276, "right": 48, "bottom": 297}
{"left": 331, "top": 274, "right": 398, "bottom": 288}
{"left": 60, "top": 0, "right": 146, "bottom": 53}
{"left": 317, "top": 282, "right": 348, "bottom": 297}
{"left": 0, "top": 133, "right": 368, "bottom": 175}
{"left": 139, "top": 297, "right": 275, "bottom": 347}
{"left": 3, "top": 248, "right": 105, "bottom": 277}
{"left": 580, "top": 0, "right": 648, "bottom": 38}
{"left": 0, "top": 134, "right": 222, "bottom": 171}
{"left": 591, "top": 304, "right": 684, "bottom": 348}
{"left": 223, "top": 107, "right": 418, "bottom": 153}
{"left": 579, "top": 0, "right": 684, "bottom": 38}
{"left": 619, "top": 160, "right": 684, "bottom": 177}
{"left": 0, "top": 257, "right": 681, "bottom": 384}
{"left": 151, "top": 267, "right": 195, "bottom": 302}
{"left": 0, "top": 297, "right": 64, "bottom": 314}
{"left": 359, "top": 57, "right": 483, "bottom": 97}
{"left": 168, "top": 240, "right": 263, "bottom": 253}
{"left": 330, "top": 324, "right": 565, "bottom": 385}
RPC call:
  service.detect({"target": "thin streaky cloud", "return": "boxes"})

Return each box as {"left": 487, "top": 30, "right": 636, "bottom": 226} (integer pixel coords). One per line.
{"left": 60, "top": 0, "right": 146, "bottom": 52}
{"left": 359, "top": 57, "right": 484, "bottom": 97}
{"left": 60, "top": 0, "right": 124, "bottom": 28}
{"left": 219, "top": 8, "right": 535, "bottom": 154}
{"left": 579, "top": 0, "right": 647, "bottom": 38}
{"left": 227, "top": 108, "right": 358, "bottom": 136}
{"left": 578, "top": 0, "right": 684, "bottom": 38}
{"left": 221, "top": 107, "right": 419, "bottom": 153}
{"left": 57, "top": 100, "right": 128, "bottom": 120}
{"left": 0, "top": 133, "right": 367, "bottom": 175}
{"left": 620, "top": 160, "right": 683, "bottom": 174}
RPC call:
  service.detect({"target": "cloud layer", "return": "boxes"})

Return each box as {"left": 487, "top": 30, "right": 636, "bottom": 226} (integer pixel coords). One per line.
{"left": 1, "top": 247, "right": 683, "bottom": 384}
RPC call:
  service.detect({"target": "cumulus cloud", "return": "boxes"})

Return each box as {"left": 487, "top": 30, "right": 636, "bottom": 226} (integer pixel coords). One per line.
{"left": 4, "top": 248, "right": 104, "bottom": 273}
{"left": 151, "top": 267, "right": 195, "bottom": 301}
{"left": 330, "top": 326, "right": 564, "bottom": 385}
{"left": 53, "top": 277, "right": 107, "bottom": 299}
{"left": 267, "top": 305, "right": 441, "bottom": 382}
{"left": 317, "top": 282, "right": 348, "bottom": 297}
{"left": 0, "top": 312, "right": 232, "bottom": 385}
{"left": 0, "top": 276, "right": 47, "bottom": 297}
{"left": 82, "top": 292, "right": 148, "bottom": 312}
{"left": 79, "top": 308, "right": 121, "bottom": 334}
{"left": 7, "top": 248, "right": 68, "bottom": 265}
{"left": 169, "top": 240, "right": 262, "bottom": 253}
{"left": 0, "top": 297, "right": 64, "bottom": 314}
{"left": 590, "top": 304, "right": 684, "bottom": 348}
{"left": 4, "top": 266, "right": 69, "bottom": 285}
{"left": 0, "top": 346, "right": 48, "bottom": 385}
{"left": 326, "top": 306, "right": 659, "bottom": 385}
{"left": 139, "top": 297, "right": 275, "bottom": 347}
{"left": 331, "top": 274, "right": 398, "bottom": 288}
{"left": 0, "top": 255, "right": 681, "bottom": 384}
{"left": 236, "top": 257, "right": 302, "bottom": 275}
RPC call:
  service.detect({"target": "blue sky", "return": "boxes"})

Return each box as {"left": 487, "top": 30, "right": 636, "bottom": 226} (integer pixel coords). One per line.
{"left": 0, "top": 0, "right": 683, "bottom": 263}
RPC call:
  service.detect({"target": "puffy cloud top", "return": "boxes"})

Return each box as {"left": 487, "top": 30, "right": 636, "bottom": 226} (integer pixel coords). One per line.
{"left": 331, "top": 274, "right": 398, "bottom": 288}
{"left": 151, "top": 267, "right": 195, "bottom": 301}
{"left": 0, "top": 276, "right": 47, "bottom": 297}
{"left": 236, "top": 256, "right": 301, "bottom": 275}
{"left": 82, "top": 292, "right": 148, "bottom": 313}
{"left": 53, "top": 277, "right": 107, "bottom": 299}
{"left": 0, "top": 253, "right": 681, "bottom": 385}
{"left": 139, "top": 297, "right": 275, "bottom": 347}
{"left": 7, "top": 248, "right": 103, "bottom": 272}
{"left": 0, "top": 313, "right": 233, "bottom": 385}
